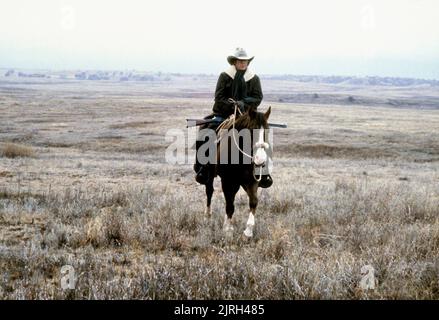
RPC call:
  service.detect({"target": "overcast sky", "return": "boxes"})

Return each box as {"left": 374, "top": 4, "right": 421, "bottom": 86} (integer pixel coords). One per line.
{"left": 1, "top": 0, "right": 438, "bottom": 78}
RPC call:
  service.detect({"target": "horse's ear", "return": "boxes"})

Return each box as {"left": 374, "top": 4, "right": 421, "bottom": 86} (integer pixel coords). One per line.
{"left": 264, "top": 106, "right": 271, "bottom": 121}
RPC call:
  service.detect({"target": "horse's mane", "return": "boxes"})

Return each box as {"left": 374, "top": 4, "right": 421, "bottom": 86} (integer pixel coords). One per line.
{"left": 215, "top": 109, "right": 267, "bottom": 165}
{"left": 235, "top": 110, "right": 267, "bottom": 130}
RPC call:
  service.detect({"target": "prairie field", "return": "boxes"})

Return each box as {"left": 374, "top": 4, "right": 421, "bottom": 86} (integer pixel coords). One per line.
{"left": 1, "top": 73, "right": 439, "bottom": 299}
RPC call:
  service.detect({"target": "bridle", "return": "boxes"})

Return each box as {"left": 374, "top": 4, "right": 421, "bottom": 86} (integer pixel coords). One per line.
{"left": 217, "top": 99, "right": 269, "bottom": 182}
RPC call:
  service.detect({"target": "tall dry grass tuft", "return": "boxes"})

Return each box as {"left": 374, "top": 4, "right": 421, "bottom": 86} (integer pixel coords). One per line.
{"left": 1, "top": 143, "right": 35, "bottom": 158}
{"left": 85, "top": 207, "right": 127, "bottom": 247}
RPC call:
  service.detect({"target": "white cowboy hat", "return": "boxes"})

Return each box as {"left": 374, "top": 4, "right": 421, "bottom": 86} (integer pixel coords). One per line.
{"left": 227, "top": 47, "right": 254, "bottom": 65}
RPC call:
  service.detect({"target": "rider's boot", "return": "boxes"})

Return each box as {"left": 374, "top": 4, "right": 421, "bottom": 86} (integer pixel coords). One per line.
{"left": 194, "top": 139, "right": 209, "bottom": 185}
{"left": 194, "top": 163, "right": 209, "bottom": 185}
{"left": 258, "top": 174, "right": 273, "bottom": 188}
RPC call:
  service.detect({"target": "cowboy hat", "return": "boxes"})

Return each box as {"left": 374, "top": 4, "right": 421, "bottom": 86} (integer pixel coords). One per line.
{"left": 227, "top": 47, "right": 254, "bottom": 65}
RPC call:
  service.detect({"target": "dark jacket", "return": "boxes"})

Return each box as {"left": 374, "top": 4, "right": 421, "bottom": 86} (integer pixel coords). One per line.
{"left": 212, "top": 66, "right": 263, "bottom": 118}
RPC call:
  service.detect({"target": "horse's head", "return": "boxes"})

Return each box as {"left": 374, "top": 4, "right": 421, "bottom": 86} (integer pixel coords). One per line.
{"left": 235, "top": 106, "right": 271, "bottom": 166}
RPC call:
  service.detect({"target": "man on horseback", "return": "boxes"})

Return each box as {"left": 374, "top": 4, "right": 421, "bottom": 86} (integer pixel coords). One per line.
{"left": 193, "top": 47, "right": 273, "bottom": 188}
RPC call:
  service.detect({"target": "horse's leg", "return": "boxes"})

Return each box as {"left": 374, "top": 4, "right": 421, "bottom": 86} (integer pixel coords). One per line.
{"left": 205, "top": 176, "right": 214, "bottom": 216}
{"left": 243, "top": 182, "right": 259, "bottom": 238}
{"left": 222, "top": 179, "right": 240, "bottom": 233}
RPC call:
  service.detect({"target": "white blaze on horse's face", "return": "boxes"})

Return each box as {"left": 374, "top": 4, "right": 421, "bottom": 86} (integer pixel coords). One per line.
{"left": 253, "top": 126, "right": 269, "bottom": 166}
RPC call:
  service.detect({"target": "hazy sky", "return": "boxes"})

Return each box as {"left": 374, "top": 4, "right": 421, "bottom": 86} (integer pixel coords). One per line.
{"left": 1, "top": 0, "right": 438, "bottom": 78}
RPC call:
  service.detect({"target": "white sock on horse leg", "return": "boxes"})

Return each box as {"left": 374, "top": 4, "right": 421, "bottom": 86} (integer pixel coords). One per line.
{"left": 223, "top": 214, "right": 233, "bottom": 232}
{"left": 244, "top": 211, "right": 255, "bottom": 238}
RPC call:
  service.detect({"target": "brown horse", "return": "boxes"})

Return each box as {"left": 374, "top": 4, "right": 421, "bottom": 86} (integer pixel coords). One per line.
{"left": 204, "top": 106, "right": 271, "bottom": 238}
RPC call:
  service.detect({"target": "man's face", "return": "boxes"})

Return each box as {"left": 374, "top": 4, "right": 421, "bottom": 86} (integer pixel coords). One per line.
{"left": 235, "top": 59, "right": 248, "bottom": 71}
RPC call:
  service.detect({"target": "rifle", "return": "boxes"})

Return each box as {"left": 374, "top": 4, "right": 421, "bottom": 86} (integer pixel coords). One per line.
{"left": 186, "top": 118, "right": 222, "bottom": 127}
{"left": 186, "top": 118, "right": 287, "bottom": 128}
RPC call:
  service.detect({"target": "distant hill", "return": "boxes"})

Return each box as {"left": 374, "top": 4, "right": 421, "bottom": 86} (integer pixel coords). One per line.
{"left": 261, "top": 74, "right": 439, "bottom": 87}
{"left": 3, "top": 68, "right": 438, "bottom": 87}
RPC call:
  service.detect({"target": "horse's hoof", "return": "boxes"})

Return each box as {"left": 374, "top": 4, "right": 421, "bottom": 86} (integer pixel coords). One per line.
{"left": 223, "top": 221, "right": 234, "bottom": 233}
{"left": 225, "top": 229, "right": 234, "bottom": 238}
{"left": 243, "top": 228, "right": 253, "bottom": 238}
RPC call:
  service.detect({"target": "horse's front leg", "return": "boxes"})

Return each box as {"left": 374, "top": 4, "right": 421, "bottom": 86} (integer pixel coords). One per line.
{"left": 205, "top": 164, "right": 216, "bottom": 216}
{"left": 222, "top": 179, "right": 240, "bottom": 234}
{"left": 205, "top": 178, "right": 214, "bottom": 216}
{"left": 243, "top": 182, "right": 258, "bottom": 238}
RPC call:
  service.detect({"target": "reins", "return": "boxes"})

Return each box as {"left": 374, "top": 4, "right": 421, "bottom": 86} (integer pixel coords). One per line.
{"left": 216, "top": 99, "right": 267, "bottom": 182}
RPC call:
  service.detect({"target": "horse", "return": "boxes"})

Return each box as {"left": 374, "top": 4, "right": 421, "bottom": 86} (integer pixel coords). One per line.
{"left": 203, "top": 105, "right": 271, "bottom": 238}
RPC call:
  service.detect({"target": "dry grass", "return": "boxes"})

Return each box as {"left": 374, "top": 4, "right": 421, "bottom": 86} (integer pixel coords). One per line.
{"left": 109, "top": 121, "right": 156, "bottom": 129}
{"left": 0, "top": 76, "right": 438, "bottom": 299}
{"left": 275, "top": 143, "right": 396, "bottom": 159}
{"left": 1, "top": 143, "right": 35, "bottom": 158}
{"left": 0, "top": 179, "right": 438, "bottom": 299}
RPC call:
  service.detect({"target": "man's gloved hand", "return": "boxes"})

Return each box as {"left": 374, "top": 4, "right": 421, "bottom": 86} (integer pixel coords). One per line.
{"left": 236, "top": 100, "right": 245, "bottom": 113}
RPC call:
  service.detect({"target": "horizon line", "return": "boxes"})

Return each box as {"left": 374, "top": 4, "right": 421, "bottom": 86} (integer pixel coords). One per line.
{"left": 1, "top": 66, "right": 439, "bottom": 82}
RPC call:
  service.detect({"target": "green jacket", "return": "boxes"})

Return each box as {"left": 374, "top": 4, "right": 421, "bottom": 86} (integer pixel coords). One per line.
{"left": 212, "top": 66, "right": 263, "bottom": 118}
